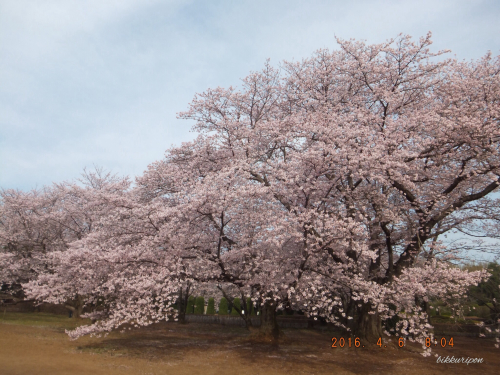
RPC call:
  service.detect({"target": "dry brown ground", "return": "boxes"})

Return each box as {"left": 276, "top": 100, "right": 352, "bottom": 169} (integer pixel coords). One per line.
{"left": 0, "top": 312, "right": 499, "bottom": 375}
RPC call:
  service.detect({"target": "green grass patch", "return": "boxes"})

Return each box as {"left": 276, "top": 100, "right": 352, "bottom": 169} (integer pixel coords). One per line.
{"left": 0, "top": 311, "right": 90, "bottom": 331}
{"left": 430, "top": 315, "right": 452, "bottom": 324}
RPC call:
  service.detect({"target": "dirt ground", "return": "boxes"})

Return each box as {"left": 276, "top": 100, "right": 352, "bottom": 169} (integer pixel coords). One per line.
{"left": 0, "top": 312, "right": 499, "bottom": 375}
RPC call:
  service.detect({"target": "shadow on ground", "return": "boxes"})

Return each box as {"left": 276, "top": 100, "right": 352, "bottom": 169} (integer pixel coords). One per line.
{"left": 1, "top": 312, "right": 499, "bottom": 375}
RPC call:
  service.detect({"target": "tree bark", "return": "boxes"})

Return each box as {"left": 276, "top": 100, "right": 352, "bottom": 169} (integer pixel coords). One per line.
{"left": 251, "top": 300, "right": 280, "bottom": 342}
{"left": 232, "top": 293, "right": 254, "bottom": 329}
{"left": 355, "top": 303, "right": 383, "bottom": 343}
{"left": 177, "top": 286, "right": 190, "bottom": 324}
{"left": 216, "top": 288, "right": 255, "bottom": 329}
{"left": 65, "top": 294, "right": 84, "bottom": 318}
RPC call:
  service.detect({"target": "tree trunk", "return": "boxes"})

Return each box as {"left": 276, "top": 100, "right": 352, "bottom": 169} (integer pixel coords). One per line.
{"left": 418, "top": 297, "right": 432, "bottom": 325}
{"left": 241, "top": 311, "right": 254, "bottom": 330}
{"left": 236, "top": 293, "right": 254, "bottom": 330}
{"left": 232, "top": 298, "right": 254, "bottom": 329}
{"left": 355, "top": 304, "right": 383, "bottom": 343}
{"left": 76, "top": 295, "right": 83, "bottom": 318}
{"left": 251, "top": 300, "right": 280, "bottom": 342}
{"left": 177, "top": 286, "right": 189, "bottom": 324}
{"left": 65, "top": 294, "right": 84, "bottom": 318}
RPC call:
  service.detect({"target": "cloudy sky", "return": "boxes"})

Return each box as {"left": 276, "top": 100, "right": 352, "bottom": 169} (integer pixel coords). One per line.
{"left": 1, "top": 0, "right": 499, "bottom": 190}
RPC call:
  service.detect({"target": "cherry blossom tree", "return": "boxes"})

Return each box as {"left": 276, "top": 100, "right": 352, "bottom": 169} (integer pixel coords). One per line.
{"left": 25, "top": 162, "right": 210, "bottom": 335}
{"left": 0, "top": 188, "right": 59, "bottom": 299}
{"left": 176, "top": 32, "right": 497, "bottom": 346}
{"left": 0, "top": 168, "right": 130, "bottom": 315}
{"left": 17, "top": 33, "right": 498, "bottom": 352}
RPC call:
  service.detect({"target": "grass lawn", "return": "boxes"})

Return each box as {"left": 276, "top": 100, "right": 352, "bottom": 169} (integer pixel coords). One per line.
{"left": 1, "top": 312, "right": 499, "bottom": 375}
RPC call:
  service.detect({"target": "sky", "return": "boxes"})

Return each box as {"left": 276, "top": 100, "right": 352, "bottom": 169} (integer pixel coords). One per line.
{"left": 1, "top": 0, "right": 500, "bottom": 191}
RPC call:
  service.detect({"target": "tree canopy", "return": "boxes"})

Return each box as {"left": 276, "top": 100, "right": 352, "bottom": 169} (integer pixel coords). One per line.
{"left": 1, "top": 33, "right": 499, "bottom": 355}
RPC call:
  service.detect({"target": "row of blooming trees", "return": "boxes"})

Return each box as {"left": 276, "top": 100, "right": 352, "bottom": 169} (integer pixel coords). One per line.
{"left": 1, "top": 33, "right": 499, "bottom": 354}
{"left": 0, "top": 169, "right": 131, "bottom": 316}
